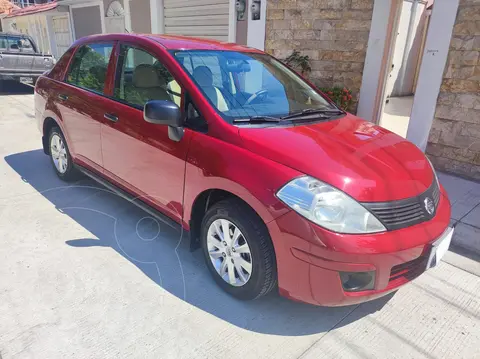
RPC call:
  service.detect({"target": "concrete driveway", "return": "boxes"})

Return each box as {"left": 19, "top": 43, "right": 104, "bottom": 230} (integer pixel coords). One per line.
{"left": 0, "top": 84, "right": 479, "bottom": 359}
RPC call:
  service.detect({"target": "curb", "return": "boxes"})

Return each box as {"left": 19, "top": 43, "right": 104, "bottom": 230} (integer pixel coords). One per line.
{"left": 451, "top": 221, "right": 480, "bottom": 256}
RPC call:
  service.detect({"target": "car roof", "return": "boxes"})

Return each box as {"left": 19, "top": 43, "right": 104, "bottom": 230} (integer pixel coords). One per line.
{"left": 146, "top": 34, "right": 263, "bottom": 52}
{"left": 76, "top": 33, "right": 264, "bottom": 53}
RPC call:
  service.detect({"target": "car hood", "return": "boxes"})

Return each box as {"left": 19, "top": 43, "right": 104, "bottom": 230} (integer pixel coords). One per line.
{"left": 238, "top": 114, "right": 434, "bottom": 202}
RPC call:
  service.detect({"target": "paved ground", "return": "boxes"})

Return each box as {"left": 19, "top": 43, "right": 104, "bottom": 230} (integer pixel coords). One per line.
{"left": 0, "top": 83, "right": 479, "bottom": 359}
{"left": 440, "top": 172, "right": 480, "bottom": 257}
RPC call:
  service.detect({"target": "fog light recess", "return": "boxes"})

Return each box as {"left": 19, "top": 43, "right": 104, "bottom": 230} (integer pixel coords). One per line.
{"left": 340, "top": 271, "right": 375, "bottom": 292}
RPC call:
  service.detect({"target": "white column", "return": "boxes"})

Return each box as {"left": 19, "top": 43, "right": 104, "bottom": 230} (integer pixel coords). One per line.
{"left": 228, "top": 0, "right": 237, "bottom": 42}
{"left": 99, "top": 1, "right": 107, "bottom": 34}
{"left": 150, "top": 0, "right": 164, "bottom": 34}
{"left": 45, "top": 15, "right": 57, "bottom": 57}
{"left": 247, "top": 0, "right": 267, "bottom": 50}
{"left": 124, "top": 0, "right": 132, "bottom": 33}
{"left": 406, "top": 0, "right": 460, "bottom": 151}
{"left": 357, "top": 0, "right": 398, "bottom": 122}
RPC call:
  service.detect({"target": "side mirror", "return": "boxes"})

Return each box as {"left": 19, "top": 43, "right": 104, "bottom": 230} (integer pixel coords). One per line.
{"left": 144, "top": 100, "right": 184, "bottom": 142}
{"left": 144, "top": 100, "right": 182, "bottom": 127}
{"left": 9, "top": 44, "right": 19, "bottom": 50}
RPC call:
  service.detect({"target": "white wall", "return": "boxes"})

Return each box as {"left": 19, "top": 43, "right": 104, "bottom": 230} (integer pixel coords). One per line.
{"left": 246, "top": 0, "right": 266, "bottom": 50}
{"left": 357, "top": 0, "right": 396, "bottom": 122}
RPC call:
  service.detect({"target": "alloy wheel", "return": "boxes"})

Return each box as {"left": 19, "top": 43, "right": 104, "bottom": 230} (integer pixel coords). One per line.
{"left": 206, "top": 219, "right": 253, "bottom": 287}
{"left": 50, "top": 133, "right": 68, "bottom": 174}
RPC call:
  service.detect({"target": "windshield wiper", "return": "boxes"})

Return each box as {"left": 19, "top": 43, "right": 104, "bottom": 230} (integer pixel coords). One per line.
{"left": 233, "top": 116, "right": 281, "bottom": 124}
{"left": 281, "top": 108, "right": 344, "bottom": 120}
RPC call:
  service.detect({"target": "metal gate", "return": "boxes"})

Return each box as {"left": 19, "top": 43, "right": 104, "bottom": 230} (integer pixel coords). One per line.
{"left": 164, "top": 0, "right": 230, "bottom": 42}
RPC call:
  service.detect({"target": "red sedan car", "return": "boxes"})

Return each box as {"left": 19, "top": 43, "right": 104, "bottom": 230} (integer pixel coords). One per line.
{"left": 35, "top": 34, "right": 452, "bottom": 306}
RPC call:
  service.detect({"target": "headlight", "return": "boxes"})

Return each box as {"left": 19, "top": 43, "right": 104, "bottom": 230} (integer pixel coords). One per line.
{"left": 276, "top": 176, "right": 386, "bottom": 234}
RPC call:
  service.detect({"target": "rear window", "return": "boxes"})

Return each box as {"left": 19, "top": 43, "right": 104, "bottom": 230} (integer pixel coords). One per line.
{"left": 66, "top": 43, "right": 114, "bottom": 94}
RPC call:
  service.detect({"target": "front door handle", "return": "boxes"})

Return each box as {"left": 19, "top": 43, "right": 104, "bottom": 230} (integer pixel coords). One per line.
{"left": 104, "top": 113, "right": 118, "bottom": 123}
{"left": 58, "top": 94, "right": 68, "bottom": 101}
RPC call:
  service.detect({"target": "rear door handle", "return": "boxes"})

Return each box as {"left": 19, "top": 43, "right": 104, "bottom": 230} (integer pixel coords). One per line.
{"left": 58, "top": 94, "right": 68, "bottom": 101}
{"left": 104, "top": 113, "right": 118, "bottom": 123}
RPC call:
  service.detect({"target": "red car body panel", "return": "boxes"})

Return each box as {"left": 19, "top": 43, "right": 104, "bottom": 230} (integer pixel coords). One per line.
{"left": 35, "top": 34, "right": 451, "bottom": 306}
{"left": 239, "top": 116, "right": 434, "bottom": 202}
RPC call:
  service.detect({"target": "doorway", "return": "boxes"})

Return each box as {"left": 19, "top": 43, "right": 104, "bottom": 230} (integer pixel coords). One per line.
{"left": 358, "top": 0, "right": 459, "bottom": 150}
{"left": 379, "top": 0, "right": 432, "bottom": 138}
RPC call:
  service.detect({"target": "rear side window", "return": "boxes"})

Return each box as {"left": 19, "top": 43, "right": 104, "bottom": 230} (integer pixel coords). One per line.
{"left": 113, "top": 44, "right": 182, "bottom": 108}
{"left": 18, "top": 38, "right": 35, "bottom": 53}
{"left": 66, "top": 43, "right": 113, "bottom": 94}
{"left": 6, "top": 36, "right": 21, "bottom": 51}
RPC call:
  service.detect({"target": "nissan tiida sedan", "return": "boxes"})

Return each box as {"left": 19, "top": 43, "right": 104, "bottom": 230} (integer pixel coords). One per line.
{"left": 34, "top": 34, "right": 452, "bottom": 306}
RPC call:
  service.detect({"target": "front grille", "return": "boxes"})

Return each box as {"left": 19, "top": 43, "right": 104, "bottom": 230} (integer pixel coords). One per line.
{"left": 389, "top": 254, "right": 428, "bottom": 283}
{"left": 362, "top": 179, "right": 440, "bottom": 231}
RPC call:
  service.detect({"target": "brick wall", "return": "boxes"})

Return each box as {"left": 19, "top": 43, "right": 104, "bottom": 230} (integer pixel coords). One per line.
{"left": 426, "top": 0, "right": 480, "bottom": 180}
{"left": 265, "top": 0, "right": 374, "bottom": 110}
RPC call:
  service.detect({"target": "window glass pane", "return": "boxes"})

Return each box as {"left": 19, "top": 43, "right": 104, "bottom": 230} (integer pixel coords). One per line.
{"left": 7, "top": 37, "right": 21, "bottom": 50}
{"left": 180, "top": 54, "right": 224, "bottom": 89}
{"left": 113, "top": 45, "right": 181, "bottom": 108}
{"left": 173, "top": 50, "right": 335, "bottom": 121}
{"left": 0, "top": 37, "right": 7, "bottom": 49}
{"left": 19, "top": 38, "right": 35, "bottom": 53}
{"left": 66, "top": 43, "right": 113, "bottom": 94}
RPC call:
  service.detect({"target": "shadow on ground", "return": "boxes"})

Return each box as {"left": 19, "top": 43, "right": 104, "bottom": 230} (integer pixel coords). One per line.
{"left": 4, "top": 149, "right": 394, "bottom": 336}
{"left": 0, "top": 80, "right": 34, "bottom": 95}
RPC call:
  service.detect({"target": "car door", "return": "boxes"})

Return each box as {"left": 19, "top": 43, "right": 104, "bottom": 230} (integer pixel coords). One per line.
{"left": 4, "top": 36, "right": 35, "bottom": 74}
{"left": 58, "top": 42, "right": 114, "bottom": 173}
{"left": 100, "top": 43, "right": 192, "bottom": 223}
{"left": 22, "top": 37, "right": 53, "bottom": 75}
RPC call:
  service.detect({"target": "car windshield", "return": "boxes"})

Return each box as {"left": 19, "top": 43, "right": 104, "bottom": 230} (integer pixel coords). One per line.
{"left": 172, "top": 50, "right": 337, "bottom": 122}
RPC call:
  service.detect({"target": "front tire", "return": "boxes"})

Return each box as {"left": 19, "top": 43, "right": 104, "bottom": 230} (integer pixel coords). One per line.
{"left": 201, "top": 198, "right": 277, "bottom": 300}
{"left": 48, "top": 127, "right": 80, "bottom": 182}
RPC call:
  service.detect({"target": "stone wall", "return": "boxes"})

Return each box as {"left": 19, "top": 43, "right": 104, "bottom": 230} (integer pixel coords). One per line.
{"left": 426, "top": 0, "right": 480, "bottom": 180}
{"left": 265, "top": 0, "right": 374, "bottom": 111}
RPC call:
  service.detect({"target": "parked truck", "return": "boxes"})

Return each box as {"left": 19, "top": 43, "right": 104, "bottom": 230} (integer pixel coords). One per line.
{"left": 0, "top": 33, "right": 55, "bottom": 86}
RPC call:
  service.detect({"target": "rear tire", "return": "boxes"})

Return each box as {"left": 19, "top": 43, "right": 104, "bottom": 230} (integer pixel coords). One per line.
{"left": 48, "top": 127, "right": 80, "bottom": 182}
{"left": 201, "top": 198, "right": 277, "bottom": 300}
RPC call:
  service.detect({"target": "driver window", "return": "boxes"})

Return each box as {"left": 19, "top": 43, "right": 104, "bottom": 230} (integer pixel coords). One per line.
{"left": 177, "top": 54, "right": 230, "bottom": 112}
{"left": 19, "top": 38, "right": 35, "bottom": 53}
{"left": 113, "top": 45, "right": 182, "bottom": 108}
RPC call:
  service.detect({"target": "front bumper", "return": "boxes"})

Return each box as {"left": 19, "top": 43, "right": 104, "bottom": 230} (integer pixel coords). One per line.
{"left": 268, "top": 185, "right": 452, "bottom": 306}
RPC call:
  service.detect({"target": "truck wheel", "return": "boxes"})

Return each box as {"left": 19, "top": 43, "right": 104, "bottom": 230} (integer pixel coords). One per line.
{"left": 48, "top": 127, "right": 80, "bottom": 182}
{"left": 201, "top": 198, "right": 277, "bottom": 300}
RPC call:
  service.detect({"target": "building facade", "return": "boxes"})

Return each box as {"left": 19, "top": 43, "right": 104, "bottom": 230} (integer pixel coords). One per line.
{"left": 2, "top": 0, "right": 478, "bottom": 180}
{"left": 426, "top": 0, "right": 480, "bottom": 180}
